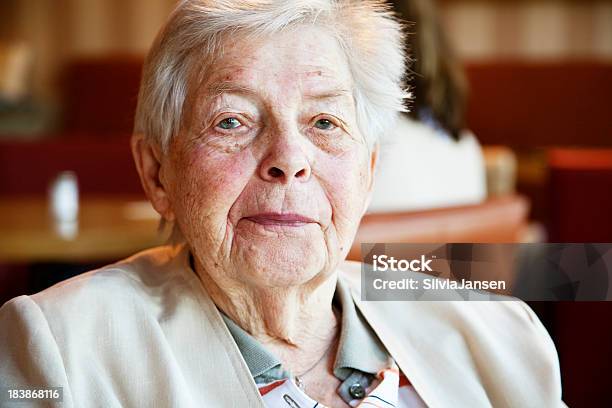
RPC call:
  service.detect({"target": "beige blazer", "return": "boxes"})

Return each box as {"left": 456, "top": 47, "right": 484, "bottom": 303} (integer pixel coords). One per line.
{"left": 0, "top": 245, "right": 565, "bottom": 407}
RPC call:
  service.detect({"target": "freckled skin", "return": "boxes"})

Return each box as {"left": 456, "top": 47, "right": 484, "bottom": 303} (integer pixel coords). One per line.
{"left": 165, "top": 27, "right": 373, "bottom": 289}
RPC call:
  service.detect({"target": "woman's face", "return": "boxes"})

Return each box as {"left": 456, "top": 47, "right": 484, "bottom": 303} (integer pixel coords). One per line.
{"left": 162, "top": 26, "right": 376, "bottom": 288}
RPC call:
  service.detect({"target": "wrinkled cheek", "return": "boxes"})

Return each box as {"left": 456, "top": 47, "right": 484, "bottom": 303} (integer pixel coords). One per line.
{"left": 170, "top": 148, "right": 254, "bottom": 242}
{"left": 319, "top": 152, "right": 370, "bottom": 246}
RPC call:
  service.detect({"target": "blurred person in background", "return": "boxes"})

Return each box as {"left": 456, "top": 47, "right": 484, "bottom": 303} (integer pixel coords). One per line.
{"left": 368, "top": 0, "right": 487, "bottom": 212}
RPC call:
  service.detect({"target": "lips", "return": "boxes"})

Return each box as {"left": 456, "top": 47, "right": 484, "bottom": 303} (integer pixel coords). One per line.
{"left": 244, "top": 213, "right": 317, "bottom": 226}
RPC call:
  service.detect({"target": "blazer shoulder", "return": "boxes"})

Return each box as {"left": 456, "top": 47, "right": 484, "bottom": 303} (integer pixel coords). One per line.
{"left": 4, "top": 245, "right": 190, "bottom": 329}
{"left": 339, "top": 260, "right": 555, "bottom": 347}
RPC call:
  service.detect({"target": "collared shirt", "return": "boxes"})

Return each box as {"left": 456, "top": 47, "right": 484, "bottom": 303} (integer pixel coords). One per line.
{"left": 221, "top": 277, "right": 427, "bottom": 407}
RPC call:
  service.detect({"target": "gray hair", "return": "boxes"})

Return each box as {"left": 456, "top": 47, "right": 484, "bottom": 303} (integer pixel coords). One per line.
{"left": 134, "top": 0, "right": 409, "bottom": 151}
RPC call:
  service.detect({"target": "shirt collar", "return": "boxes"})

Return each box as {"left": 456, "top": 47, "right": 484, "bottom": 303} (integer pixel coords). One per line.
{"left": 333, "top": 275, "right": 393, "bottom": 379}
{"left": 221, "top": 276, "right": 391, "bottom": 381}
{"left": 220, "top": 312, "right": 282, "bottom": 378}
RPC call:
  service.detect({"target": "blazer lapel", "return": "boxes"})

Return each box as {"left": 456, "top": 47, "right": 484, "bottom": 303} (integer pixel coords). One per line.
{"left": 342, "top": 268, "right": 492, "bottom": 408}
{"left": 173, "top": 246, "right": 267, "bottom": 407}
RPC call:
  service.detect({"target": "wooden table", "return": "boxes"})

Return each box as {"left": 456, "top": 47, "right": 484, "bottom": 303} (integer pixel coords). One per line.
{"left": 0, "top": 196, "right": 166, "bottom": 263}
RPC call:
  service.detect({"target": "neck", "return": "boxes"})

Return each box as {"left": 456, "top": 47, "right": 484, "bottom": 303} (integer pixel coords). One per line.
{"left": 193, "top": 256, "right": 339, "bottom": 351}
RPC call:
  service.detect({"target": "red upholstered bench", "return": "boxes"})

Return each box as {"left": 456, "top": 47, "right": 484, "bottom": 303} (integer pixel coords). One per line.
{"left": 547, "top": 148, "right": 612, "bottom": 242}
{"left": 0, "top": 137, "right": 143, "bottom": 197}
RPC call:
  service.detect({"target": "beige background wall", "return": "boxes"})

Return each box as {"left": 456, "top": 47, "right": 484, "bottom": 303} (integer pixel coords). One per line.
{"left": 1, "top": 0, "right": 176, "bottom": 102}
{"left": 440, "top": 0, "right": 612, "bottom": 61}
{"left": 1, "top": 0, "right": 611, "bottom": 103}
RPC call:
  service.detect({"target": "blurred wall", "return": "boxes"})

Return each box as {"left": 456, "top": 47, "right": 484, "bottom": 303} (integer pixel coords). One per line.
{"left": 439, "top": 0, "right": 612, "bottom": 61}
{"left": 1, "top": 0, "right": 611, "bottom": 106}
{"left": 0, "top": 0, "right": 175, "bottom": 104}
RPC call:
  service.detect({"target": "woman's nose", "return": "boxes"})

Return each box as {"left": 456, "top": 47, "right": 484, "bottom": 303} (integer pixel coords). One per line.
{"left": 259, "top": 135, "right": 311, "bottom": 184}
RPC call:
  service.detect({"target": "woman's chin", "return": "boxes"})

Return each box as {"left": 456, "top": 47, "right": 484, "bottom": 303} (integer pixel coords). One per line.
{"left": 234, "top": 242, "right": 328, "bottom": 288}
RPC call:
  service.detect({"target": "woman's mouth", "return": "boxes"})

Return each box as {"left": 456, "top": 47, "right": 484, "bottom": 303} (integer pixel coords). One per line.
{"left": 244, "top": 213, "right": 317, "bottom": 227}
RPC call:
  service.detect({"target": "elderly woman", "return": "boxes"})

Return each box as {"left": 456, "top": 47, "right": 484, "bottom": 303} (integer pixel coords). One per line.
{"left": 0, "top": 1, "right": 563, "bottom": 407}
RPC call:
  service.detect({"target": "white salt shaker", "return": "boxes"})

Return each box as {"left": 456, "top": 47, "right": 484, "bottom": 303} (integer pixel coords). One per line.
{"left": 49, "top": 171, "right": 79, "bottom": 238}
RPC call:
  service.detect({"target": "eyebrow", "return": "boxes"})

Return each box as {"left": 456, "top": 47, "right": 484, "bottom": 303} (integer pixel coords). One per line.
{"left": 205, "top": 83, "right": 259, "bottom": 100}
{"left": 304, "top": 88, "right": 352, "bottom": 101}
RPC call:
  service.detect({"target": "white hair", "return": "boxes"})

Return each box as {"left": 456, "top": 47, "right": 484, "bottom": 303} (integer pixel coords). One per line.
{"left": 135, "top": 0, "right": 409, "bottom": 151}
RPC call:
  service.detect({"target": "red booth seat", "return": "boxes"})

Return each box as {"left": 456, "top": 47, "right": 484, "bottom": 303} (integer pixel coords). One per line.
{"left": 0, "top": 137, "right": 143, "bottom": 197}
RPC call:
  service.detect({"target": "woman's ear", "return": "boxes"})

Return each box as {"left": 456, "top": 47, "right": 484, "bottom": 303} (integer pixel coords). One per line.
{"left": 362, "top": 143, "right": 379, "bottom": 215}
{"left": 131, "top": 133, "right": 175, "bottom": 221}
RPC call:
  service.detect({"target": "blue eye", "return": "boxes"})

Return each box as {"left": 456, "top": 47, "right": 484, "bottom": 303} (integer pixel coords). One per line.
{"left": 217, "top": 117, "right": 242, "bottom": 130}
{"left": 314, "top": 118, "right": 336, "bottom": 130}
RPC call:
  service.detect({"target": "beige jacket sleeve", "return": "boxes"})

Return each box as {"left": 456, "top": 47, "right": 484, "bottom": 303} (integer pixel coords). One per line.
{"left": 0, "top": 248, "right": 265, "bottom": 408}
{"left": 0, "top": 295, "right": 73, "bottom": 407}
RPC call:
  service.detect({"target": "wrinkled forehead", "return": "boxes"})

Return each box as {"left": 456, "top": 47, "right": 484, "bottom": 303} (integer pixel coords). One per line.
{"left": 193, "top": 26, "right": 354, "bottom": 103}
